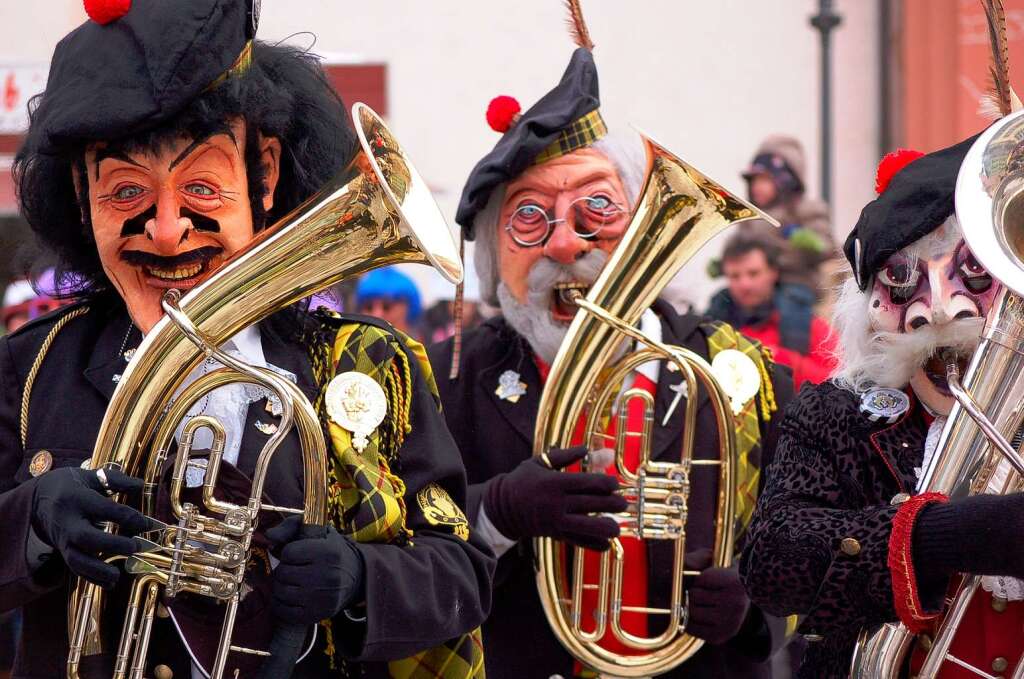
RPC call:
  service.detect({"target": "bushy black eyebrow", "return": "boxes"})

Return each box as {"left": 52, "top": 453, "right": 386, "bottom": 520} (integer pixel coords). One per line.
{"left": 168, "top": 124, "right": 238, "bottom": 171}
{"left": 94, "top": 147, "right": 146, "bottom": 180}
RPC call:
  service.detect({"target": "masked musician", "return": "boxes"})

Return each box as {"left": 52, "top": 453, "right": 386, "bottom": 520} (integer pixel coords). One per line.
{"left": 427, "top": 16, "right": 795, "bottom": 677}
{"left": 0, "top": 1, "right": 493, "bottom": 677}
{"left": 740, "top": 139, "right": 1024, "bottom": 678}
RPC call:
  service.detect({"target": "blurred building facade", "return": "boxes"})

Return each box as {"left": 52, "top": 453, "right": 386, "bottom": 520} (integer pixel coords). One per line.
{"left": 0, "top": 0, "right": 1011, "bottom": 309}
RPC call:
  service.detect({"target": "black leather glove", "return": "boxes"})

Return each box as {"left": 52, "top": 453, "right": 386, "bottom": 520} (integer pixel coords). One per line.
{"left": 266, "top": 515, "right": 366, "bottom": 626}
{"left": 31, "top": 466, "right": 151, "bottom": 588}
{"left": 913, "top": 492, "right": 1024, "bottom": 584}
{"left": 685, "top": 550, "right": 751, "bottom": 645}
{"left": 482, "top": 445, "right": 627, "bottom": 551}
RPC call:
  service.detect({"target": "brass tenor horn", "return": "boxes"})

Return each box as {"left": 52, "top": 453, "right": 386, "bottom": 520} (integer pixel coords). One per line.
{"left": 66, "top": 103, "right": 462, "bottom": 679}
{"left": 850, "top": 109, "right": 1024, "bottom": 679}
{"left": 533, "top": 132, "right": 775, "bottom": 676}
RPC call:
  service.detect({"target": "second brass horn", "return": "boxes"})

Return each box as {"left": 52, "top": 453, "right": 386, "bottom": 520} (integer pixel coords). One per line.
{"left": 533, "top": 132, "right": 775, "bottom": 676}
{"left": 66, "top": 103, "right": 462, "bottom": 679}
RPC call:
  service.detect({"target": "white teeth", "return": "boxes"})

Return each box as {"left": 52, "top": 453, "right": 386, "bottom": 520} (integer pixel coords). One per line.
{"left": 146, "top": 262, "right": 203, "bottom": 281}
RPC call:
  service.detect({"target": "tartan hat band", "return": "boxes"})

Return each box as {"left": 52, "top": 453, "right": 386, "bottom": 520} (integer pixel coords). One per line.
{"left": 532, "top": 109, "right": 607, "bottom": 165}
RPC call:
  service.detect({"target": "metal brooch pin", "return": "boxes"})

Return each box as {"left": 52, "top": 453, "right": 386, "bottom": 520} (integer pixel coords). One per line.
{"left": 495, "top": 369, "right": 527, "bottom": 403}
{"left": 859, "top": 387, "right": 910, "bottom": 424}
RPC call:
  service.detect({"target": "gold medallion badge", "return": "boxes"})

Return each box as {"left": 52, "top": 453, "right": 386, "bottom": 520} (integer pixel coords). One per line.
{"left": 710, "top": 349, "right": 761, "bottom": 416}
{"left": 326, "top": 371, "right": 388, "bottom": 453}
{"left": 416, "top": 483, "right": 470, "bottom": 541}
{"left": 28, "top": 450, "right": 52, "bottom": 477}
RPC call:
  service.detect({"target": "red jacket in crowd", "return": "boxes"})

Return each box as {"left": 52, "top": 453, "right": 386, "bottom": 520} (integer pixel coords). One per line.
{"left": 735, "top": 312, "right": 838, "bottom": 389}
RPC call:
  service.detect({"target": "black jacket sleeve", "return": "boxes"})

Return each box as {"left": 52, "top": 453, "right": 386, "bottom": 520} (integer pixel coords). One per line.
{"left": 0, "top": 337, "right": 65, "bottom": 611}
{"left": 739, "top": 385, "right": 899, "bottom": 638}
{"left": 332, "top": 336, "right": 495, "bottom": 661}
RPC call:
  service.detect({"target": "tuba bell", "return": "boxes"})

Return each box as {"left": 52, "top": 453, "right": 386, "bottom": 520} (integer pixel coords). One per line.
{"left": 849, "top": 109, "right": 1024, "bottom": 678}
{"left": 532, "top": 132, "right": 776, "bottom": 676}
{"left": 65, "top": 103, "right": 462, "bottom": 679}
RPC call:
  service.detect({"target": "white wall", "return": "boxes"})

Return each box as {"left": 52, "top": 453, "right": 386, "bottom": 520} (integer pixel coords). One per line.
{"left": 258, "top": 0, "right": 880, "bottom": 309}
{"left": 1, "top": 0, "right": 881, "bottom": 309}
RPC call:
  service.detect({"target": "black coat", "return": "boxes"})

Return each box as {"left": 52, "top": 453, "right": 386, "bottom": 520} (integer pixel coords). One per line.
{"left": 0, "top": 300, "right": 494, "bottom": 679}
{"left": 429, "top": 300, "right": 794, "bottom": 679}
{"left": 740, "top": 380, "right": 929, "bottom": 679}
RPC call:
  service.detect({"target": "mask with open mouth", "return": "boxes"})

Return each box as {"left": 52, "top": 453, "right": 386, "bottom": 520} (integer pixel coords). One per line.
{"left": 863, "top": 219, "right": 998, "bottom": 415}
{"left": 84, "top": 119, "right": 281, "bottom": 333}
{"left": 498, "top": 251, "right": 607, "bottom": 364}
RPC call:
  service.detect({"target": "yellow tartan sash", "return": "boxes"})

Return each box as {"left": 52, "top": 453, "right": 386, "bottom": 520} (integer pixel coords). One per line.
{"left": 701, "top": 321, "right": 777, "bottom": 538}
{"left": 308, "top": 315, "right": 485, "bottom": 678}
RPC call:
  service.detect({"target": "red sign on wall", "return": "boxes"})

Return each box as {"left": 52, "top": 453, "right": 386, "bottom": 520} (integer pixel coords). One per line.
{"left": 0, "top": 64, "right": 47, "bottom": 134}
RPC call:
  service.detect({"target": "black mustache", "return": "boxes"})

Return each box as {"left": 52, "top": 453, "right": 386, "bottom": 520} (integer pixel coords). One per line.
{"left": 119, "top": 245, "right": 223, "bottom": 268}
{"left": 119, "top": 206, "right": 221, "bottom": 238}
{"left": 181, "top": 207, "right": 220, "bottom": 233}
{"left": 121, "top": 205, "right": 155, "bottom": 237}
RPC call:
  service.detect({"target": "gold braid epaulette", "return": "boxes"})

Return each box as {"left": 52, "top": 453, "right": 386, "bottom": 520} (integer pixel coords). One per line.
{"left": 753, "top": 343, "right": 777, "bottom": 421}
{"left": 20, "top": 305, "right": 90, "bottom": 449}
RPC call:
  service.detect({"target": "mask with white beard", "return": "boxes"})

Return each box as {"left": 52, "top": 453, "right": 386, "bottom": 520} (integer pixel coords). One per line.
{"left": 498, "top": 250, "right": 608, "bottom": 364}
{"left": 832, "top": 218, "right": 999, "bottom": 415}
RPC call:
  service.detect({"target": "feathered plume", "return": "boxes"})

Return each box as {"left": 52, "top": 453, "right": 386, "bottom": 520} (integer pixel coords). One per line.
{"left": 564, "top": 0, "right": 594, "bottom": 50}
{"left": 981, "top": 0, "right": 1023, "bottom": 119}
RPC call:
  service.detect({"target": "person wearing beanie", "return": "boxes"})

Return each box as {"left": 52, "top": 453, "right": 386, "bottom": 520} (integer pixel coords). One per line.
{"left": 0, "top": 2, "right": 492, "bottom": 677}
{"left": 706, "top": 229, "right": 838, "bottom": 388}
{"left": 427, "top": 4, "right": 794, "bottom": 678}
{"left": 355, "top": 267, "right": 423, "bottom": 335}
{"left": 740, "top": 135, "right": 1024, "bottom": 677}
{"left": 740, "top": 134, "right": 837, "bottom": 300}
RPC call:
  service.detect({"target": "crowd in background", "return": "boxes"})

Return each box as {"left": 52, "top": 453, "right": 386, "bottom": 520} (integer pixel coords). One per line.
{"left": 0, "top": 133, "right": 839, "bottom": 678}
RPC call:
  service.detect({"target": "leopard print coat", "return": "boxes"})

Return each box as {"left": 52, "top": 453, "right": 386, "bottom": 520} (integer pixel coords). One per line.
{"left": 740, "top": 380, "right": 929, "bottom": 679}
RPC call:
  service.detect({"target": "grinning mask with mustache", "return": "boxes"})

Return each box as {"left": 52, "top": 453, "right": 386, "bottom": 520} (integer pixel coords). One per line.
{"left": 834, "top": 217, "right": 1000, "bottom": 415}
{"left": 83, "top": 119, "right": 281, "bottom": 333}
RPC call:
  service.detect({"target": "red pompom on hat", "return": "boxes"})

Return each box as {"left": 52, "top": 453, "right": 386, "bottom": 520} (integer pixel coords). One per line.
{"left": 875, "top": 148, "right": 925, "bottom": 195}
{"left": 84, "top": 0, "right": 131, "bottom": 25}
{"left": 486, "top": 95, "right": 522, "bottom": 133}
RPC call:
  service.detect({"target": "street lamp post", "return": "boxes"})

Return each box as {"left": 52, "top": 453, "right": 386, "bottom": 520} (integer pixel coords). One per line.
{"left": 810, "top": 0, "right": 842, "bottom": 209}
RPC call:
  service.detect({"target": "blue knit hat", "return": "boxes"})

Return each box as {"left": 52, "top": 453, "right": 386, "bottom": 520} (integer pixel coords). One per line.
{"left": 355, "top": 267, "right": 422, "bottom": 323}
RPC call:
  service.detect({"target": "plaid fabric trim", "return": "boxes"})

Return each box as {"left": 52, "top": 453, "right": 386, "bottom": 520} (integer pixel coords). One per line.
{"left": 532, "top": 109, "right": 608, "bottom": 165}
{"left": 387, "top": 627, "right": 486, "bottom": 679}
{"left": 702, "top": 321, "right": 778, "bottom": 539}
{"left": 402, "top": 333, "right": 441, "bottom": 404}
{"left": 308, "top": 313, "right": 485, "bottom": 677}
{"left": 322, "top": 322, "right": 412, "bottom": 544}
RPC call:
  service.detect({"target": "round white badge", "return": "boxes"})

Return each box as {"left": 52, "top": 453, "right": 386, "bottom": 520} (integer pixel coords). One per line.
{"left": 710, "top": 349, "right": 762, "bottom": 416}
{"left": 859, "top": 387, "right": 910, "bottom": 424}
{"left": 326, "top": 371, "right": 388, "bottom": 453}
